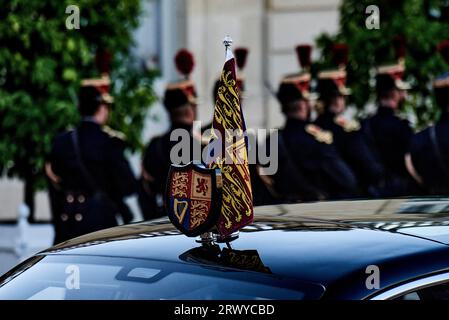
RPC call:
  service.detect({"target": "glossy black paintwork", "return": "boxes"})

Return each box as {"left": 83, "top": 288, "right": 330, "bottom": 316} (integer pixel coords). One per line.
{"left": 3, "top": 199, "right": 449, "bottom": 299}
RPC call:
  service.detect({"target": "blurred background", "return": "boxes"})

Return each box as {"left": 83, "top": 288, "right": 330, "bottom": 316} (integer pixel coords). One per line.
{"left": 2, "top": 0, "right": 449, "bottom": 272}
{"left": 0, "top": 0, "right": 346, "bottom": 223}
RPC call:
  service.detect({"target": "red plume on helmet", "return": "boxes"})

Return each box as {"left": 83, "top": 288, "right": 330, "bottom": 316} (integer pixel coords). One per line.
{"left": 295, "top": 44, "right": 312, "bottom": 70}
{"left": 392, "top": 35, "right": 406, "bottom": 62}
{"left": 235, "top": 47, "right": 249, "bottom": 70}
{"left": 332, "top": 43, "right": 349, "bottom": 68}
{"left": 437, "top": 40, "right": 449, "bottom": 64}
{"left": 174, "top": 49, "right": 195, "bottom": 77}
{"left": 95, "top": 49, "right": 112, "bottom": 75}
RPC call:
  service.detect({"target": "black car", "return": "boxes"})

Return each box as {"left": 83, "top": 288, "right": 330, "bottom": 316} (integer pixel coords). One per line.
{"left": 2, "top": 198, "right": 449, "bottom": 300}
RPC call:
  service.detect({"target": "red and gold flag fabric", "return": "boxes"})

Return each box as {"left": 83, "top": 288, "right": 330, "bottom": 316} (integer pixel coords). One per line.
{"left": 209, "top": 53, "right": 253, "bottom": 236}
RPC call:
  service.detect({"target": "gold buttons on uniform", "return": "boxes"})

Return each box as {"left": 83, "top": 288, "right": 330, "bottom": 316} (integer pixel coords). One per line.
{"left": 61, "top": 213, "right": 69, "bottom": 221}
{"left": 67, "top": 194, "right": 74, "bottom": 203}
{"left": 75, "top": 213, "right": 83, "bottom": 222}
{"left": 78, "top": 195, "right": 85, "bottom": 203}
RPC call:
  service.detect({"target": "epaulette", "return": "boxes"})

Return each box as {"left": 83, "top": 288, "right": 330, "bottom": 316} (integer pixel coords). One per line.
{"left": 334, "top": 116, "right": 360, "bottom": 132}
{"left": 305, "top": 124, "right": 333, "bottom": 144}
{"left": 102, "top": 125, "right": 126, "bottom": 141}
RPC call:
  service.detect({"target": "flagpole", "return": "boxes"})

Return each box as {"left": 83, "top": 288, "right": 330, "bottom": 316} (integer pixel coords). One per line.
{"left": 211, "top": 35, "right": 242, "bottom": 243}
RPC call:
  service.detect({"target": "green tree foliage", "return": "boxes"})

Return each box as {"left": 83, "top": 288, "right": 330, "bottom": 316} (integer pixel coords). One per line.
{"left": 0, "top": 1, "right": 157, "bottom": 200}
{"left": 315, "top": 0, "right": 449, "bottom": 127}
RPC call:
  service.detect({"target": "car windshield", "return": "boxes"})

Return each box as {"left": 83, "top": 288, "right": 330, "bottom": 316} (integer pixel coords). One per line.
{"left": 0, "top": 255, "right": 324, "bottom": 300}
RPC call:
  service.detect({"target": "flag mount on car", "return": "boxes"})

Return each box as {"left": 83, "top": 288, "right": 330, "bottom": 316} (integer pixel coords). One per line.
{"left": 165, "top": 36, "right": 253, "bottom": 243}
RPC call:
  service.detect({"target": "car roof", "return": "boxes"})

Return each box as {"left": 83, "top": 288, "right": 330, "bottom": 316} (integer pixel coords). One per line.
{"left": 40, "top": 198, "right": 449, "bottom": 299}
{"left": 256, "top": 198, "right": 449, "bottom": 244}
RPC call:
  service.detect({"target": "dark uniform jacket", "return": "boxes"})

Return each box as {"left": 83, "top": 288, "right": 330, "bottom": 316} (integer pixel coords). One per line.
{"left": 315, "top": 112, "right": 385, "bottom": 196}
{"left": 362, "top": 106, "right": 416, "bottom": 196}
{"left": 278, "top": 118, "right": 358, "bottom": 199}
{"left": 409, "top": 113, "right": 449, "bottom": 194}
{"left": 48, "top": 120, "right": 137, "bottom": 243}
{"left": 140, "top": 123, "right": 196, "bottom": 219}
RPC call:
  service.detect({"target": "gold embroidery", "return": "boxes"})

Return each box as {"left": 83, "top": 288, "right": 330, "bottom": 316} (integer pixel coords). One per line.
{"left": 209, "top": 60, "right": 253, "bottom": 235}
{"left": 190, "top": 200, "right": 209, "bottom": 229}
{"left": 102, "top": 125, "right": 126, "bottom": 140}
{"left": 334, "top": 116, "right": 360, "bottom": 132}
{"left": 191, "top": 172, "right": 212, "bottom": 199}
{"left": 173, "top": 199, "right": 188, "bottom": 224}
{"left": 305, "top": 124, "right": 333, "bottom": 144}
{"left": 171, "top": 172, "right": 189, "bottom": 197}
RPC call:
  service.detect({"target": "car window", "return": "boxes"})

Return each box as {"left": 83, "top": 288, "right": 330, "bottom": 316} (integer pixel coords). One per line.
{"left": 0, "top": 255, "right": 324, "bottom": 300}
{"left": 394, "top": 282, "right": 449, "bottom": 300}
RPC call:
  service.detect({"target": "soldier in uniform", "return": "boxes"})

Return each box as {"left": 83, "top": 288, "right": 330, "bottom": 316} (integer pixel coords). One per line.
{"left": 138, "top": 49, "right": 198, "bottom": 219}
{"left": 362, "top": 46, "right": 417, "bottom": 196}
{"left": 139, "top": 84, "right": 197, "bottom": 219}
{"left": 405, "top": 40, "right": 449, "bottom": 194}
{"left": 270, "top": 69, "right": 358, "bottom": 200}
{"left": 314, "top": 44, "right": 385, "bottom": 196}
{"left": 46, "top": 76, "right": 138, "bottom": 243}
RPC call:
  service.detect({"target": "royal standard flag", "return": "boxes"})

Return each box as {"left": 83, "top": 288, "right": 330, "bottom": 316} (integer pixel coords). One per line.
{"left": 208, "top": 40, "right": 253, "bottom": 237}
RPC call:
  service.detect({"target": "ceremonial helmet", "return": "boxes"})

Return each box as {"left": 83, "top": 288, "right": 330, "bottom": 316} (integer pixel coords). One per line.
{"left": 316, "top": 43, "right": 351, "bottom": 102}
{"left": 277, "top": 44, "right": 314, "bottom": 108}
{"left": 164, "top": 49, "right": 197, "bottom": 111}
{"left": 375, "top": 36, "right": 410, "bottom": 95}
{"left": 79, "top": 49, "right": 114, "bottom": 114}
